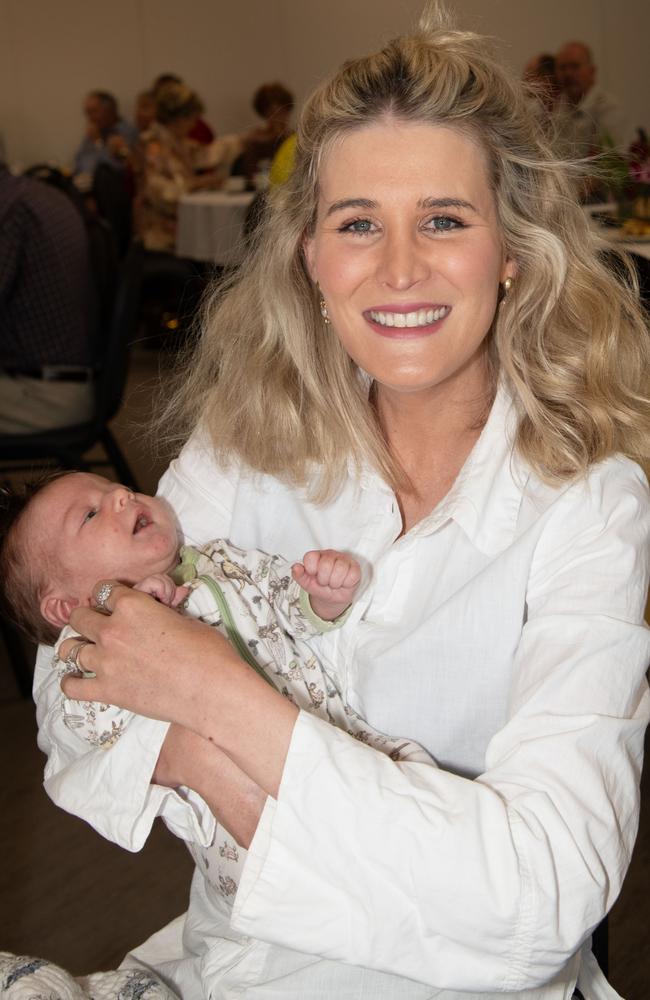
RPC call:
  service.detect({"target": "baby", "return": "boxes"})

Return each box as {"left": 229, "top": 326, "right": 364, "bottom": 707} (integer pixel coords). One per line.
{"left": 1, "top": 471, "right": 430, "bottom": 900}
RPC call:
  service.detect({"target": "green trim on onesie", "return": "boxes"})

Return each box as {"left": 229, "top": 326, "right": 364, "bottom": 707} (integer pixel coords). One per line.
{"left": 298, "top": 587, "right": 352, "bottom": 632}
{"left": 174, "top": 545, "right": 274, "bottom": 687}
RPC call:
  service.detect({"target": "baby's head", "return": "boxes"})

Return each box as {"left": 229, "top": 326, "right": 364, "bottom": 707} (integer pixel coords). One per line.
{"left": 0, "top": 472, "right": 180, "bottom": 645}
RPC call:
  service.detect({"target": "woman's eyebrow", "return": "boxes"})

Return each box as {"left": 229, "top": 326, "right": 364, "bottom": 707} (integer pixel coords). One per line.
{"left": 325, "top": 198, "right": 376, "bottom": 217}
{"left": 420, "top": 196, "right": 476, "bottom": 211}
{"left": 324, "top": 196, "right": 477, "bottom": 217}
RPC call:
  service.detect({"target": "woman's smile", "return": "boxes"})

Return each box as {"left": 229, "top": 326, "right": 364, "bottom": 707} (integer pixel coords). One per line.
{"left": 364, "top": 303, "right": 452, "bottom": 336}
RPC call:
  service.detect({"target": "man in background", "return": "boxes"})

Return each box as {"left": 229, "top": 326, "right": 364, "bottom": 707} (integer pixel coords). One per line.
{"left": 74, "top": 90, "right": 138, "bottom": 181}
{"left": 0, "top": 165, "right": 95, "bottom": 433}
{"left": 555, "top": 42, "right": 627, "bottom": 158}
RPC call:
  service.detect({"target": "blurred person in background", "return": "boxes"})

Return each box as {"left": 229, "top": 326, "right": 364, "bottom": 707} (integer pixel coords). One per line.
{"left": 523, "top": 52, "right": 560, "bottom": 114}
{"left": 235, "top": 81, "right": 294, "bottom": 182}
{"left": 0, "top": 163, "right": 95, "bottom": 432}
{"left": 133, "top": 81, "right": 235, "bottom": 252}
{"left": 134, "top": 90, "right": 157, "bottom": 134}
{"left": 555, "top": 42, "right": 627, "bottom": 158}
{"left": 152, "top": 72, "right": 215, "bottom": 146}
{"left": 73, "top": 90, "right": 138, "bottom": 185}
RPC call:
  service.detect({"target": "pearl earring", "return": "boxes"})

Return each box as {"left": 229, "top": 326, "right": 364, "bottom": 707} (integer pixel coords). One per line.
{"left": 319, "top": 297, "right": 331, "bottom": 325}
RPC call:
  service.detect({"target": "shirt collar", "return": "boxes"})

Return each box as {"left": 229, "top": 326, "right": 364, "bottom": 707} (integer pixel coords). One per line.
{"left": 433, "top": 384, "right": 529, "bottom": 555}
{"left": 362, "top": 383, "right": 530, "bottom": 556}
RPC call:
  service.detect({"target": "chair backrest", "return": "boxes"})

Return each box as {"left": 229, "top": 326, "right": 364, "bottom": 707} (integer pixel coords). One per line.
{"left": 93, "top": 240, "right": 145, "bottom": 426}
{"left": 92, "top": 163, "right": 133, "bottom": 257}
{"left": 85, "top": 215, "right": 119, "bottom": 353}
{"left": 23, "top": 163, "right": 86, "bottom": 215}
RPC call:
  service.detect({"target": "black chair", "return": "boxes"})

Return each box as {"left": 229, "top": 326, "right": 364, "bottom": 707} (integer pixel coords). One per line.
{"left": 92, "top": 163, "right": 133, "bottom": 258}
{"left": 0, "top": 241, "right": 144, "bottom": 488}
{"left": 139, "top": 250, "right": 208, "bottom": 350}
{"left": 23, "top": 163, "right": 87, "bottom": 215}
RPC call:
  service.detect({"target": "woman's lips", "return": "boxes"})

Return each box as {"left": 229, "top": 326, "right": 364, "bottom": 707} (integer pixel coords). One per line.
{"left": 363, "top": 304, "right": 451, "bottom": 336}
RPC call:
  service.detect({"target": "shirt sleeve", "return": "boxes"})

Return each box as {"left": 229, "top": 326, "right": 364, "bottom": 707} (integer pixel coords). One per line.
{"left": 231, "top": 460, "right": 650, "bottom": 993}
{"left": 34, "top": 634, "right": 215, "bottom": 850}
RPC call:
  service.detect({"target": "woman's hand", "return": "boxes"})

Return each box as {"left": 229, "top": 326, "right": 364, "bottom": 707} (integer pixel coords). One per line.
{"left": 59, "top": 580, "right": 298, "bottom": 798}
{"left": 59, "top": 582, "right": 227, "bottom": 725}
{"left": 155, "top": 723, "right": 267, "bottom": 848}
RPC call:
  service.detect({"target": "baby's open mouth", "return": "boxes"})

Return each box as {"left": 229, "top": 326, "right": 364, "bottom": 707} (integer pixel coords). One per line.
{"left": 133, "top": 513, "right": 151, "bottom": 534}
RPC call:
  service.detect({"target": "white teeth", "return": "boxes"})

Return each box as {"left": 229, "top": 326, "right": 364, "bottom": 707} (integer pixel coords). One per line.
{"left": 369, "top": 306, "right": 450, "bottom": 328}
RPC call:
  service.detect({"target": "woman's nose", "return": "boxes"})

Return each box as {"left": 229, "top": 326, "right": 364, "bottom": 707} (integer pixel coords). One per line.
{"left": 376, "top": 230, "right": 429, "bottom": 290}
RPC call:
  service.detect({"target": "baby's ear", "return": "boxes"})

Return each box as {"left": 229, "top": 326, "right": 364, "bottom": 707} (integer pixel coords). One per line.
{"left": 40, "top": 593, "right": 80, "bottom": 630}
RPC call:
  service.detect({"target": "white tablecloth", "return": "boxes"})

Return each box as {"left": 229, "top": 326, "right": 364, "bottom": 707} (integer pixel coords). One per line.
{"left": 584, "top": 203, "right": 650, "bottom": 261}
{"left": 176, "top": 191, "right": 255, "bottom": 265}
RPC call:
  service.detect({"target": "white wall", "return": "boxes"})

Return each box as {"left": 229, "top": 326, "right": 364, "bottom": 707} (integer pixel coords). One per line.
{"left": 1, "top": 0, "right": 648, "bottom": 170}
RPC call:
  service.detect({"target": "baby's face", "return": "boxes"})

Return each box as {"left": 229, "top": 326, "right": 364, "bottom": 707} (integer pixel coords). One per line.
{"left": 28, "top": 473, "right": 179, "bottom": 604}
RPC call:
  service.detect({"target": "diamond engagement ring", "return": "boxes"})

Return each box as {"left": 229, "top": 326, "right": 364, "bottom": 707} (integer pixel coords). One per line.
{"left": 95, "top": 581, "right": 114, "bottom": 611}
{"left": 64, "top": 639, "right": 96, "bottom": 679}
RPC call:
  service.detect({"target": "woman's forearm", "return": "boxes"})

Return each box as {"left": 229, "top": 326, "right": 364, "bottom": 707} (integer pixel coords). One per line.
{"left": 155, "top": 723, "right": 267, "bottom": 847}
{"left": 179, "top": 624, "right": 299, "bottom": 797}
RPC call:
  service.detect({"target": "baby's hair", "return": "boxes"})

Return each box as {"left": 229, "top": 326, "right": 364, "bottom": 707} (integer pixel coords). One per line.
{"left": 0, "top": 472, "right": 68, "bottom": 646}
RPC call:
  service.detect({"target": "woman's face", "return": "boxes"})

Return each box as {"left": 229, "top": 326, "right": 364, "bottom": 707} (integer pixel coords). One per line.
{"left": 303, "top": 121, "right": 514, "bottom": 399}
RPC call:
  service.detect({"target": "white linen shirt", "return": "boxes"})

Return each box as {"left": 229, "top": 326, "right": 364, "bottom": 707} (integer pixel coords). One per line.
{"left": 34, "top": 388, "right": 650, "bottom": 999}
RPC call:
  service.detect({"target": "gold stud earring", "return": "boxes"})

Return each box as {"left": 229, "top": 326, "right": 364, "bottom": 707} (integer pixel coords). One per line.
{"left": 502, "top": 276, "right": 514, "bottom": 298}
{"left": 319, "top": 297, "right": 331, "bottom": 325}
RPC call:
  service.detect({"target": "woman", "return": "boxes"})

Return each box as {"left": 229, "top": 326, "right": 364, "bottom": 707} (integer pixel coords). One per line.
{"left": 46, "top": 8, "right": 649, "bottom": 999}
{"left": 133, "top": 82, "right": 240, "bottom": 251}
{"left": 235, "top": 81, "right": 295, "bottom": 181}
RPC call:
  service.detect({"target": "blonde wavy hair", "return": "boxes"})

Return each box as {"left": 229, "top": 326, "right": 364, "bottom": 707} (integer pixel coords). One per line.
{"left": 164, "top": 4, "right": 650, "bottom": 500}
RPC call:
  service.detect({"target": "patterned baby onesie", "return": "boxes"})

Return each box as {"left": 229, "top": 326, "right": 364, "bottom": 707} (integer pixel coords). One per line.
{"left": 53, "top": 539, "right": 431, "bottom": 900}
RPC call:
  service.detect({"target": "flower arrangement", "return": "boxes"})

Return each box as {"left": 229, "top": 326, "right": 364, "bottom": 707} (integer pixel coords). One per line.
{"left": 627, "top": 129, "right": 650, "bottom": 220}
{"left": 600, "top": 129, "right": 650, "bottom": 234}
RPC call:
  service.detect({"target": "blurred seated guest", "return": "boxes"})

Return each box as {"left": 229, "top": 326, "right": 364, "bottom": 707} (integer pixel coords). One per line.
{"left": 523, "top": 53, "right": 560, "bottom": 114}
{"left": 73, "top": 90, "right": 138, "bottom": 184}
{"left": 152, "top": 73, "right": 215, "bottom": 145}
{"left": 236, "top": 81, "right": 294, "bottom": 180}
{"left": 555, "top": 42, "right": 627, "bottom": 158}
{"left": 134, "top": 90, "right": 157, "bottom": 134}
{"left": 0, "top": 164, "right": 95, "bottom": 432}
{"left": 134, "top": 82, "right": 240, "bottom": 253}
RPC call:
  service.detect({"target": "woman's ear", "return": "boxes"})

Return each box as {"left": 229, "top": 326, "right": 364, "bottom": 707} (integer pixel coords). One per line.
{"left": 40, "top": 592, "right": 80, "bottom": 630}
{"left": 501, "top": 257, "right": 518, "bottom": 284}
{"left": 302, "top": 235, "right": 317, "bottom": 283}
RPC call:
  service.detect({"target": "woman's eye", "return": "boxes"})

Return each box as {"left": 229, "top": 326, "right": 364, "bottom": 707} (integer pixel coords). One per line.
{"left": 338, "top": 217, "right": 376, "bottom": 235}
{"left": 426, "top": 215, "right": 463, "bottom": 233}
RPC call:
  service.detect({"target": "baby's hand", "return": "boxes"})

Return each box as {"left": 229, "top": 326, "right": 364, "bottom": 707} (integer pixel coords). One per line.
{"left": 134, "top": 574, "right": 189, "bottom": 608}
{"left": 292, "top": 549, "right": 361, "bottom": 622}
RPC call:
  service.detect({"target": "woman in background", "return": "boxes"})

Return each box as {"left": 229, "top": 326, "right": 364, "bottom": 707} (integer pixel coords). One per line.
{"left": 133, "top": 82, "right": 239, "bottom": 252}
